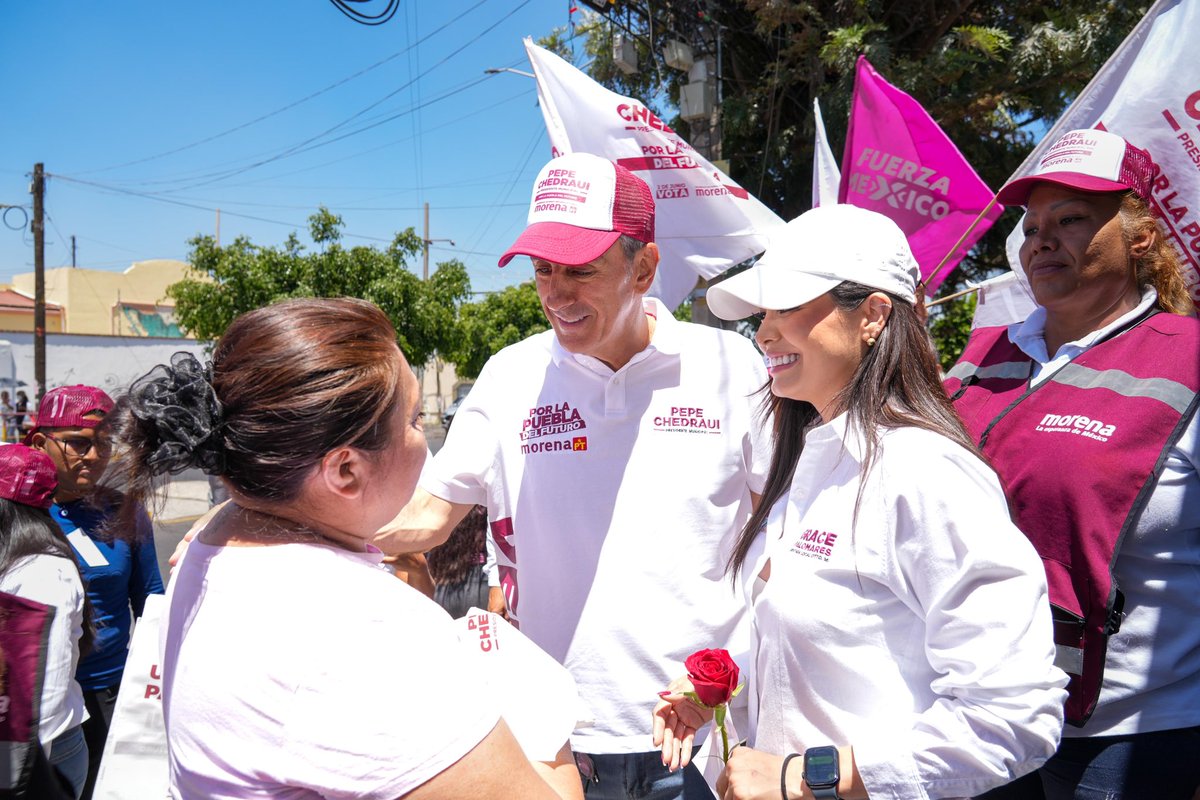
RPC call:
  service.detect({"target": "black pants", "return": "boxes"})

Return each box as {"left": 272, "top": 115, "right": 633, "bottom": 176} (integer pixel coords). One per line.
{"left": 79, "top": 684, "right": 120, "bottom": 800}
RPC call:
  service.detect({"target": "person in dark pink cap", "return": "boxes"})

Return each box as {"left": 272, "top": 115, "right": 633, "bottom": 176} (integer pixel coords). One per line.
{"left": 0, "top": 445, "right": 94, "bottom": 797}
{"left": 381, "top": 152, "right": 771, "bottom": 799}
{"left": 946, "top": 129, "right": 1200, "bottom": 799}
{"left": 28, "top": 385, "right": 164, "bottom": 800}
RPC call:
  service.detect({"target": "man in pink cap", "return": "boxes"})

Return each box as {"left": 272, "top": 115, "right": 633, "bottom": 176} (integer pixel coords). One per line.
{"left": 28, "top": 385, "right": 164, "bottom": 800}
{"left": 381, "top": 153, "right": 771, "bottom": 799}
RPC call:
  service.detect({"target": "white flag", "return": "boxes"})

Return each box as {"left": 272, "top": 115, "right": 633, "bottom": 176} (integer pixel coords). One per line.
{"left": 524, "top": 39, "right": 785, "bottom": 310}
{"left": 812, "top": 98, "right": 841, "bottom": 208}
{"left": 1001, "top": 0, "right": 1200, "bottom": 316}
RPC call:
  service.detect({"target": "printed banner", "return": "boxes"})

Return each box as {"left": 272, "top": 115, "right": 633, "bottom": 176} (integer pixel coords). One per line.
{"left": 1004, "top": 0, "right": 1200, "bottom": 311}
{"left": 524, "top": 39, "right": 785, "bottom": 310}
{"left": 812, "top": 98, "right": 841, "bottom": 208}
{"left": 839, "top": 56, "right": 1003, "bottom": 295}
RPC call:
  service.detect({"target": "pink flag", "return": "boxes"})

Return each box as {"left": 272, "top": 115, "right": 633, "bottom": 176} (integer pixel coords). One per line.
{"left": 839, "top": 56, "right": 1003, "bottom": 294}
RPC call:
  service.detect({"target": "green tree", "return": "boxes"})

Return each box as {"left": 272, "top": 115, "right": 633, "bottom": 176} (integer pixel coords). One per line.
{"left": 169, "top": 208, "right": 470, "bottom": 366}
{"left": 567, "top": 2, "right": 1147, "bottom": 361}
{"left": 444, "top": 282, "right": 549, "bottom": 380}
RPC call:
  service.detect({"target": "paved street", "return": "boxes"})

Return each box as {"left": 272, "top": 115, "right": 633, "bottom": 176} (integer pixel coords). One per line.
{"left": 149, "top": 422, "right": 448, "bottom": 579}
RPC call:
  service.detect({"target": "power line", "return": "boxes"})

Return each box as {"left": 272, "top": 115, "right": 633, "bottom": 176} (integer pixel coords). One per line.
{"left": 329, "top": 0, "right": 400, "bottom": 26}
{"left": 120, "top": 0, "right": 534, "bottom": 194}
{"left": 73, "top": 0, "right": 490, "bottom": 177}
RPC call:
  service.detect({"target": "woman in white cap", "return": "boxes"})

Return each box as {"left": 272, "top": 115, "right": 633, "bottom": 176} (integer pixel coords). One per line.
{"left": 654, "top": 204, "right": 1067, "bottom": 799}
{"left": 948, "top": 129, "right": 1200, "bottom": 799}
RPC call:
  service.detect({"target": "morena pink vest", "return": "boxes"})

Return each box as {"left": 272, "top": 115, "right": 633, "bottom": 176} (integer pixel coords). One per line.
{"left": 944, "top": 310, "right": 1200, "bottom": 726}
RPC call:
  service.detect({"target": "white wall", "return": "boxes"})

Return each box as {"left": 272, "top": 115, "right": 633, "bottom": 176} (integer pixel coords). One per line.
{"left": 0, "top": 332, "right": 208, "bottom": 398}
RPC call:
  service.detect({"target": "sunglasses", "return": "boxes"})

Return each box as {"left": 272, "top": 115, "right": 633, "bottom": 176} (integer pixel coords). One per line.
{"left": 44, "top": 433, "right": 111, "bottom": 458}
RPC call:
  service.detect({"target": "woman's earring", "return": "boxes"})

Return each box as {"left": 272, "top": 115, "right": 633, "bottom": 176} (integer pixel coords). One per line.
{"left": 866, "top": 336, "right": 876, "bottom": 347}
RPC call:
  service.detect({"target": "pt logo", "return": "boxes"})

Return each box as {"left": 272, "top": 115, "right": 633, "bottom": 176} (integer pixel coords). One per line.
{"left": 572, "top": 437, "right": 588, "bottom": 451}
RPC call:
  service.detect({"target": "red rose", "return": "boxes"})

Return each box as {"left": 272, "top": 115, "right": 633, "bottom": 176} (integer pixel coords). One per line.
{"left": 684, "top": 648, "right": 740, "bottom": 707}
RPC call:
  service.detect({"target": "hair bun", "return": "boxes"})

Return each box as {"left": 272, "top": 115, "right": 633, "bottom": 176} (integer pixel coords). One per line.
{"left": 129, "top": 352, "right": 226, "bottom": 475}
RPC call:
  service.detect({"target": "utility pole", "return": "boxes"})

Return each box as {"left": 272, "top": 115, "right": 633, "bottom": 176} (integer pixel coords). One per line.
{"left": 31, "top": 164, "right": 45, "bottom": 402}
{"left": 71, "top": 235, "right": 76, "bottom": 268}
{"left": 420, "top": 202, "right": 455, "bottom": 280}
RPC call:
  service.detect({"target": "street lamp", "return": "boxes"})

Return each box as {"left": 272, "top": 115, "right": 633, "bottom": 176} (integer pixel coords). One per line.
{"left": 484, "top": 67, "right": 534, "bottom": 78}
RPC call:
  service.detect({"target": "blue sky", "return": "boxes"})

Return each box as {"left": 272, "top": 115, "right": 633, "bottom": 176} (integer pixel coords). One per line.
{"left": 0, "top": 1, "right": 582, "bottom": 295}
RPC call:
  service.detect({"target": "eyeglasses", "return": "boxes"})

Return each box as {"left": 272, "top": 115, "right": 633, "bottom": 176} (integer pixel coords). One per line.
{"left": 44, "top": 434, "right": 111, "bottom": 458}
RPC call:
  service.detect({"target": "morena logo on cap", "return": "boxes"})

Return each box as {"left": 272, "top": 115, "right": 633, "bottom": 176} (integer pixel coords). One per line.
{"left": 528, "top": 159, "right": 617, "bottom": 232}
{"left": 1037, "top": 130, "right": 1127, "bottom": 178}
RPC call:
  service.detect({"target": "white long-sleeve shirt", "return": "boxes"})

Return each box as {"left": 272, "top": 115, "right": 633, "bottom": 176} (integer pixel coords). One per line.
{"left": 749, "top": 415, "right": 1068, "bottom": 800}
{"left": 0, "top": 555, "right": 88, "bottom": 744}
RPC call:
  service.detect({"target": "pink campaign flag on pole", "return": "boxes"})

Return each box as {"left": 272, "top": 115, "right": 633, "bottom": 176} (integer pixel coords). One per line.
{"left": 839, "top": 56, "right": 1004, "bottom": 295}
{"left": 524, "top": 39, "right": 785, "bottom": 310}
{"left": 1001, "top": 0, "right": 1200, "bottom": 313}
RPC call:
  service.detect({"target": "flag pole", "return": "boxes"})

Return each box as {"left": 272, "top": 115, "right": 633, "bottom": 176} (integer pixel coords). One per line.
{"left": 926, "top": 194, "right": 1001, "bottom": 294}
{"left": 925, "top": 284, "right": 981, "bottom": 308}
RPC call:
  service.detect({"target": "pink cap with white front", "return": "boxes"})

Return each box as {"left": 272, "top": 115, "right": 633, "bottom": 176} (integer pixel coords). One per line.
{"left": 498, "top": 152, "right": 654, "bottom": 267}
{"left": 997, "top": 128, "right": 1156, "bottom": 206}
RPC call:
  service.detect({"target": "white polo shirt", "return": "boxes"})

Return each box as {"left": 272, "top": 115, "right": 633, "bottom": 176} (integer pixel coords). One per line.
{"left": 750, "top": 415, "right": 1068, "bottom": 799}
{"left": 424, "top": 297, "right": 771, "bottom": 754}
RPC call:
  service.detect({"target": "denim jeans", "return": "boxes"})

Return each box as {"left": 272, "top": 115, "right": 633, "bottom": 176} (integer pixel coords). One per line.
{"left": 47, "top": 725, "right": 89, "bottom": 800}
{"left": 577, "top": 749, "right": 711, "bottom": 800}
{"left": 975, "top": 725, "right": 1200, "bottom": 800}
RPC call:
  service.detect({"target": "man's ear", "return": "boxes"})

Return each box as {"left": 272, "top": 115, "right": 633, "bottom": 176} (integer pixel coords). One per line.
{"left": 315, "top": 446, "right": 368, "bottom": 501}
{"left": 633, "top": 242, "right": 659, "bottom": 293}
{"left": 28, "top": 432, "right": 48, "bottom": 453}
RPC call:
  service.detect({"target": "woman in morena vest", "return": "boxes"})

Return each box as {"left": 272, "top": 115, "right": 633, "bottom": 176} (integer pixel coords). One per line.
{"left": 947, "top": 129, "right": 1200, "bottom": 800}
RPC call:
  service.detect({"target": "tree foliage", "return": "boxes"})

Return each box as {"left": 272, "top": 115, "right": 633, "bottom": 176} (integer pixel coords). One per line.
{"left": 169, "top": 208, "right": 470, "bottom": 366}
{"left": 565, "top": 1, "right": 1147, "bottom": 361}
{"left": 444, "top": 282, "right": 549, "bottom": 380}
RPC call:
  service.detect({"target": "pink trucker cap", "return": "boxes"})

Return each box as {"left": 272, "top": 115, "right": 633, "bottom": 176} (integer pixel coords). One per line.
{"left": 29, "top": 385, "right": 114, "bottom": 436}
{"left": 998, "top": 128, "right": 1155, "bottom": 206}
{"left": 499, "top": 152, "right": 655, "bottom": 267}
{"left": 0, "top": 446, "right": 58, "bottom": 509}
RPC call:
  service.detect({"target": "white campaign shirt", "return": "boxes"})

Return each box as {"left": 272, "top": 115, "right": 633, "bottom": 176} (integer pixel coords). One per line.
{"left": 163, "top": 540, "right": 498, "bottom": 800}
{"left": 0, "top": 555, "right": 88, "bottom": 744}
{"left": 750, "top": 416, "right": 1067, "bottom": 800}
{"left": 423, "top": 298, "right": 771, "bottom": 753}
{"left": 1008, "top": 288, "right": 1200, "bottom": 736}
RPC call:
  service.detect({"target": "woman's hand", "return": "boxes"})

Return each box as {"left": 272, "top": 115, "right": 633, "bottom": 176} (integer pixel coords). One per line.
{"left": 717, "top": 746, "right": 791, "bottom": 800}
{"left": 651, "top": 677, "right": 713, "bottom": 772}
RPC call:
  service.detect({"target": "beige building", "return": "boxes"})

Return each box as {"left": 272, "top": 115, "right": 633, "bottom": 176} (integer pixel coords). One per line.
{"left": 11, "top": 259, "right": 190, "bottom": 337}
{"left": 0, "top": 288, "right": 64, "bottom": 333}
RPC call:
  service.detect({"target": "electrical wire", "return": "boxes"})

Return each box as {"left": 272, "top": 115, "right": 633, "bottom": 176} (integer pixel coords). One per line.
{"left": 2, "top": 207, "right": 29, "bottom": 231}
{"left": 75, "top": 0, "right": 490, "bottom": 176}
{"left": 112, "top": 0, "right": 534, "bottom": 194}
{"left": 329, "top": 0, "right": 400, "bottom": 26}
{"left": 463, "top": 125, "right": 545, "bottom": 256}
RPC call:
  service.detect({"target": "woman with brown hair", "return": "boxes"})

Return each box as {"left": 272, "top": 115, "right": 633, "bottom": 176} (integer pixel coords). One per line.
{"left": 947, "top": 129, "right": 1200, "bottom": 799}
{"left": 109, "top": 297, "right": 581, "bottom": 800}
{"left": 654, "top": 205, "right": 1066, "bottom": 799}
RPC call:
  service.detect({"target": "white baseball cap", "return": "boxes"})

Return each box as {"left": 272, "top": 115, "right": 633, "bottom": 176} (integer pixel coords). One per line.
{"left": 707, "top": 205, "right": 921, "bottom": 320}
{"left": 498, "top": 152, "right": 655, "bottom": 267}
{"left": 997, "top": 128, "right": 1156, "bottom": 206}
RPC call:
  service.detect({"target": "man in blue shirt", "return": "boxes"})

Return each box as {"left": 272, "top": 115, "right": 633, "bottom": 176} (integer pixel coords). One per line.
{"left": 29, "top": 385, "right": 164, "bottom": 800}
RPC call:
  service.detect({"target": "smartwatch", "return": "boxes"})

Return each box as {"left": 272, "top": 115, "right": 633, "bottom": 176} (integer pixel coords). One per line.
{"left": 802, "top": 746, "right": 842, "bottom": 799}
